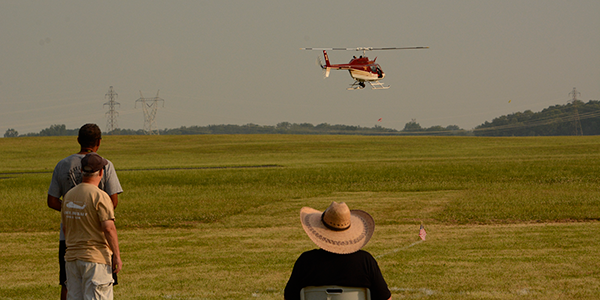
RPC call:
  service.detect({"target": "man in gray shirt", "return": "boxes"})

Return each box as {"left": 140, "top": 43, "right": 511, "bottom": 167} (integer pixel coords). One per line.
{"left": 47, "top": 123, "right": 123, "bottom": 300}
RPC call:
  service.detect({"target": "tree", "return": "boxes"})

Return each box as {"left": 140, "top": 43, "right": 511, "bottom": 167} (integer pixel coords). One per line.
{"left": 276, "top": 122, "right": 291, "bottom": 130}
{"left": 4, "top": 128, "right": 18, "bottom": 138}
{"left": 39, "top": 124, "right": 68, "bottom": 136}
{"left": 403, "top": 119, "right": 423, "bottom": 132}
{"left": 425, "top": 125, "right": 445, "bottom": 132}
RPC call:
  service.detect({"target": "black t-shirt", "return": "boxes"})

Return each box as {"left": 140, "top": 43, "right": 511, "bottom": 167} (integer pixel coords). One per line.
{"left": 284, "top": 249, "right": 391, "bottom": 300}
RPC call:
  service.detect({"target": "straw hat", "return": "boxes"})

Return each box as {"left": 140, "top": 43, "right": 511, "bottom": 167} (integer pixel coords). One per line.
{"left": 300, "top": 202, "right": 375, "bottom": 254}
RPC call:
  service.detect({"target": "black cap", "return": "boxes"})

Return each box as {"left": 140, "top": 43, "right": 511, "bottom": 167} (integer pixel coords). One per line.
{"left": 81, "top": 153, "right": 108, "bottom": 173}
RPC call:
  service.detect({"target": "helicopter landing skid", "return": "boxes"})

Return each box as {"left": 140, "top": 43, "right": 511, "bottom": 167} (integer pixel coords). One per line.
{"left": 347, "top": 81, "right": 389, "bottom": 90}
{"left": 368, "top": 81, "right": 390, "bottom": 90}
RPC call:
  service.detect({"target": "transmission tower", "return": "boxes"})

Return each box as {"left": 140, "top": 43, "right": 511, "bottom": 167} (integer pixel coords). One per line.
{"left": 103, "top": 86, "right": 120, "bottom": 133}
{"left": 569, "top": 87, "right": 583, "bottom": 136}
{"left": 135, "top": 90, "right": 164, "bottom": 135}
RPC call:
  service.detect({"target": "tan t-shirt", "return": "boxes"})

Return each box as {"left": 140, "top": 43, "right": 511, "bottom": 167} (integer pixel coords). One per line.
{"left": 62, "top": 183, "right": 115, "bottom": 265}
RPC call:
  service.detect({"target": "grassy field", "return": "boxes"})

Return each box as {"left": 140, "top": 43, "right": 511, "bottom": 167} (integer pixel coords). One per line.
{"left": 1, "top": 135, "right": 599, "bottom": 299}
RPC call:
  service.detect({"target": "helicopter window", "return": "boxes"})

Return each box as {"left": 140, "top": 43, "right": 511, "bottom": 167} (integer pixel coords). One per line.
{"left": 374, "top": 66, "right": 383, "bottom": 78}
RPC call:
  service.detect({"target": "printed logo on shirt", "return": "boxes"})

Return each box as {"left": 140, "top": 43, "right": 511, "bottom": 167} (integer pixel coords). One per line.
{"left": 66, "top": 201, "right": 86, "bottom": 210}
{"left": 64, "top": 201, "right": 88, "bottom": 220}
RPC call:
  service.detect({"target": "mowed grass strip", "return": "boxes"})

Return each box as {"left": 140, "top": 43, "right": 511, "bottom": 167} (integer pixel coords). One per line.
{"left": 1, "top": 135, "right": 599, "bottom": 299}
{"left": 2, "top": 207, "right": 599, "bottom": 299}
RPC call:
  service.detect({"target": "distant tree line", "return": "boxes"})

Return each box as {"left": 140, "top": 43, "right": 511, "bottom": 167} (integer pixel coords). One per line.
{"left": 4, "top": 122, "right": 468, "bottom": 137}
{"left": 474, "top": 100, "right": 600, "bottom": 136}
{"left": 5, "top": 100, "right": 600, "bottom": 137}
{"left": 400, "top": 120, "right": 466, "bottom": 136}
{"left": 4, "top": 124, "right": 80, "bottom": 138}
{"left": 109, "top": 122, "right": 468, "bottom": 136}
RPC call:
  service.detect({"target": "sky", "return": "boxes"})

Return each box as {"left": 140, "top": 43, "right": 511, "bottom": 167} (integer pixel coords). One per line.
{"left": 1, "top": 0, "right": 599, "bottom": 135}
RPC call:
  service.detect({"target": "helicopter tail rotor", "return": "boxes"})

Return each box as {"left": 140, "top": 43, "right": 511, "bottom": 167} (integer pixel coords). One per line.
{"left": 316, "top": 56, "right": 325, "bottom": 69}
{"left": 316, "top": 56, "right": 330, "bottom": 78}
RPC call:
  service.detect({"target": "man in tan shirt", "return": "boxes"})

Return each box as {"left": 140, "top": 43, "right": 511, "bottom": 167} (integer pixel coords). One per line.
{"left": 62, "top": 153, "right": 122, "bottom": 300}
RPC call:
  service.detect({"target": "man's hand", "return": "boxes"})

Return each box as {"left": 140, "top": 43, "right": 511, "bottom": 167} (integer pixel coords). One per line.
{"left": 112, "top": 255, "right": 122, "bottom": 274}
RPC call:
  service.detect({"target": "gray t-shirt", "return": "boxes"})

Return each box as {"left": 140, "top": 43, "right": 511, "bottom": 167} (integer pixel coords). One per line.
{"left": 48, "top": 153, "right": 123, "bottom": 240}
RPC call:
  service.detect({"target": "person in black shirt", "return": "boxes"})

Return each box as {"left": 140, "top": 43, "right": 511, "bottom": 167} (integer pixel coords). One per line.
{"left": 284, "top": 202, "right": 391, "bottom": 300}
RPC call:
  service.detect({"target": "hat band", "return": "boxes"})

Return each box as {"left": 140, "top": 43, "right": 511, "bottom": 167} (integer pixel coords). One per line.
{"left": 321, "top": 212, "right": 351, "bottom": 231}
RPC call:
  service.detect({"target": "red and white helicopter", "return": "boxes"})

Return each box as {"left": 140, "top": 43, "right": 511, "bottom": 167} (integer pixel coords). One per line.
{"left": 302, "top": 47, "right": 428, "bottom": 90}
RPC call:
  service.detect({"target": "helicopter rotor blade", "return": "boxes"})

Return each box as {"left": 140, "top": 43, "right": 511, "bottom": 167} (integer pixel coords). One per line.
{"left": 301, "top": 47, "right": 355, "bottom": 51}
{"left": 302, "top": 47, "right": 428, "bottom": 51}
{"left": 304, "top": 46, "right": 429, "bottom": 56}
{"left": 365, "top": 47, "right": 429, "bottom": 50}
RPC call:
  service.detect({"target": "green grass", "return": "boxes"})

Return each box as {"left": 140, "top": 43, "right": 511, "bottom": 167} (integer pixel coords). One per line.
{"left": 1, "top": 135, "right": 599, "bottom": 299}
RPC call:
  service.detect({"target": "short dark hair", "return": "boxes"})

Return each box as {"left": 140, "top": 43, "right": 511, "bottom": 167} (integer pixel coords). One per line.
{"left": 78, "top": 124, "right": 102, "bottom": 148}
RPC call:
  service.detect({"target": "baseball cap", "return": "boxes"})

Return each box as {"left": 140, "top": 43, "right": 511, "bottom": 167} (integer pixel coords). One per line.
{"left": 81, "top": 153, "right": 108, "bottom": 173}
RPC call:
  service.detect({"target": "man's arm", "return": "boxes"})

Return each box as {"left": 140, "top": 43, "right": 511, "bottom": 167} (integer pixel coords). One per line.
{"left": 101, "top": 219, "right": 122, "bottom": 274}
{"left": 109, "top": 194, "right": 118, "bottom": 209}
{"left": 103, "top": 161, "right": 123, "bottom": 209}
{"left": 47, "top": 195, "right": 62, "bottom": 211}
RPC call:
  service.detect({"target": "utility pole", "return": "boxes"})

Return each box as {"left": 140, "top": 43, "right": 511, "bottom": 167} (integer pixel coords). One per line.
{"left": 569, "top": 87, "right": 583, "bottom": 136}
{"left": 135, "top": 90, "right": 164, "bottom": 135}
{"left": 103, "top": 86, "right": 120, "bottom": 133}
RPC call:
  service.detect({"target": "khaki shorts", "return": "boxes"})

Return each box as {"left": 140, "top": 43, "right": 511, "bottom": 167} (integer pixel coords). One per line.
{"left": 66, "top": 260, "right": 114, "bottom": 300}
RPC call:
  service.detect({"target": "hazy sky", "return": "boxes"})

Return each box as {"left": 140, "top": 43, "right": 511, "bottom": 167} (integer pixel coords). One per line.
{"left": 1, "top": 1, "right": 599, "bottom": 134}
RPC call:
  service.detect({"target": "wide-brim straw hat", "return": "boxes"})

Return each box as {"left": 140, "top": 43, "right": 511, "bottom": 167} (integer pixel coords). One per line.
{"left": 300, "top": 201, "right": 375, "bottom": 254}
